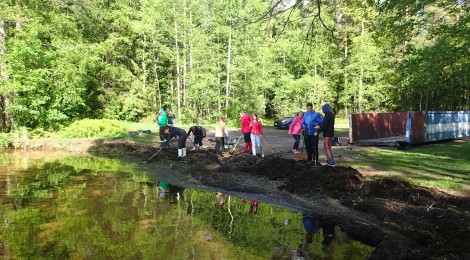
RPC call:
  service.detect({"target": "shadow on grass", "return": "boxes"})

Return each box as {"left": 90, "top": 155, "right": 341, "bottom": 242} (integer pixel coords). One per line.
{"left": 345, "top": 139, "right": 470, "bottom": 190}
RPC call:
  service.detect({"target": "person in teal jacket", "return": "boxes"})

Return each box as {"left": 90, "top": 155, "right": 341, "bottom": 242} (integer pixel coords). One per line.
{"left": 156, "top": 108, "right": 168, "bottom": 143}
{"left": 301, "top": 102, "right": 323, "bottom": 165}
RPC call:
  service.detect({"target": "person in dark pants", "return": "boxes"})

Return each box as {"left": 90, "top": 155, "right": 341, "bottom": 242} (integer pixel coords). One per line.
{"left": 240, "top": 111, "right": 252, "bottom": 153}
{"left": 288, "top": 111, "right": 304, "bottom": 154}
{"left": 316, "top": 104, "right": 336, "bottom": 167}
{"left": 301, "top": 102, "right": 323, "bottom": 165}
{"left": 162, "top": 126, "right": 188, "bottom": 157}
{"left": 167, "top": 109, "right": 176, "bottom": 127}
{"left": 215, "top": 117, "right": 229, "bottom": 156}
{"left": 187, "top": 126, "right": 205, "bottom": 150}
{"left": 302, "top": 214, "right": 320, "bottom": 244}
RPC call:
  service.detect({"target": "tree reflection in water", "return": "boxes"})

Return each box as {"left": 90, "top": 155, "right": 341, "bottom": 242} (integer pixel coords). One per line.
{"left": 0, "top": 154, "right": 374, "bottom": 259}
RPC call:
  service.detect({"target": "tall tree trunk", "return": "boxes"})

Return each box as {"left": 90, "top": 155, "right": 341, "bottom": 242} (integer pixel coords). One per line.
{"left": 174, "top": 12, "right": 181, "bottom": 119}
{"left": 182, "top": 0, "right": 187, "bottom": 107}
{"left": 225, "top": 24, "right": 232, "bottom": 109}
{"left": 0, "top": 19, "right": 10, "bottom": 132}
{"left": 0, "top": 20, "right": 6, "bottom": 83}
{"left": 343, "top": 30, "right": 349, "bottom": 113}
{"left": 358, "top": 21, "right": 365, "bottom": 113}
{"left": 142, "top": 34, "right": 147, "bottom": 93}
{"left": 217, "top": 31, "right": 221, "bottom": 112}
{"left": 189, "top": 9, "right": 193, "bottom": 71}
{"left": 152, "top": 38, "right": 161, "bottom": 109}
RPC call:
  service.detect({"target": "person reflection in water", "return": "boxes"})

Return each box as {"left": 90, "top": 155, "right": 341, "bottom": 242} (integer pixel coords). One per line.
{"left": 240, "top": 198, "right": 260, "bottom": 214}
{"left": 302, "top": 214, "right": 320, "bottom": 244}
{"left": 302, "top": 214, "right": 335, "bottom": 252}
{"left": 156, "top": 180, "right": 184, "bottom": 203}
{"left": 249, "top": 200, "right": 259, "bottom": 214}
{"left": 320, "top": 221, "right": 335, "bottom": 252}
{"left": 216, "top": 192, "right": 228, "bottom": 207}
{"left": 157, "top": 180, "right": 170, "bottom": 198}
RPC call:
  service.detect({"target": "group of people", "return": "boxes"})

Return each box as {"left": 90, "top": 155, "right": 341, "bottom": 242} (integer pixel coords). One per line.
{"left": 156, "top": 108, "right": 206, "bottom": 158}
{"left": 288, "top": 102, "right": 336, "bottom": 167}
{"left": 239, "top": 102, "right": 335, "bottom": 166}
{"left": 155, "top": 101, "right": 336, "bottom": 167}
{"left": 239, "top": 111, "right": 265, "bottom": 157}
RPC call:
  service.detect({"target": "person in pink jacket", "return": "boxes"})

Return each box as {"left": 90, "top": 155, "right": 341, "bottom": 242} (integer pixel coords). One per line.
{"left": 288, "top": 111, "right": 304, "bottom": 154}
{"left": 240, "top": 111, "right": 252, "bottom": 153}
{"left": 250, "top": 114, "right": 264, "bottom": 157}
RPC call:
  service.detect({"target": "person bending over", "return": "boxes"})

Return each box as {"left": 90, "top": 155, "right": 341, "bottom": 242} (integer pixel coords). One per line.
{"left": 162, "top": 126, "right": 188, "bottom": 158}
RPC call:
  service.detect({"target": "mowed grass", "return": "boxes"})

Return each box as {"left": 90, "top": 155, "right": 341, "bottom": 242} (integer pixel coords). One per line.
{"left": 342, "top": 139, "right": 470, "bottom": 190}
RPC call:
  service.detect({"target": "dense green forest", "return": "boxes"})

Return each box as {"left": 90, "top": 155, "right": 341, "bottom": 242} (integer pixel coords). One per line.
{"left": 0, "top": 0, "right": 468, "bottom": 131}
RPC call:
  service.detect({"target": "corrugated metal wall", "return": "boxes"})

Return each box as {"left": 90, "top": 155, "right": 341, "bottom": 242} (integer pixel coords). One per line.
{"left": 411, "top": 112, "right": 426, "bottom": 144}
{"left": 350, "top": 112, "right": 408, "bottom": 141}
{"left": 425, "top": 111, "right": 470, "bottom": 141}
{"left": 349, "top": 111, "right": 470, "bottom": 144}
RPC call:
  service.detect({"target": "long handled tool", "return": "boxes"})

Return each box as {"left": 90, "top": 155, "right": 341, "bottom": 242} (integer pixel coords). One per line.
{"left": 260, "top": 135, "right": 275, "bottom": 154}
{"left": 148, "top": 147, "right": 164, "bottom": 161}
{"left": 188, "top": 138, "right": 196, "bottom": 149}
{"left": 231, "top": 134, "right": 244, "bottom": 152}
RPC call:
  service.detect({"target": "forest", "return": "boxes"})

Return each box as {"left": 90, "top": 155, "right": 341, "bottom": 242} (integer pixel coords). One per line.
{"left": 0, "top": 0, "right": 468, "bottom": 131}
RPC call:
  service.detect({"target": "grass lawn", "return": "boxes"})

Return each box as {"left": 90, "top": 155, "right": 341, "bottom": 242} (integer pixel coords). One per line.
{"left": 341, "top": 139, "right": 470, "bottom": 191}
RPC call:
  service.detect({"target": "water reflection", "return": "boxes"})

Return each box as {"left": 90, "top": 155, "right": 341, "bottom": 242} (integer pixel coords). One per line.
{"left": 302, "top": 214, "right": 335, "bottom": 252}
{"left": 0, "top": 153, "right": 374, "bottom": 259}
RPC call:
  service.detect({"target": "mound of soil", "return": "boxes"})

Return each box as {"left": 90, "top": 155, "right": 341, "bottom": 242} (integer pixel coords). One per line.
{"left": 90, "top": 141, "right": 470, "bottom": 259}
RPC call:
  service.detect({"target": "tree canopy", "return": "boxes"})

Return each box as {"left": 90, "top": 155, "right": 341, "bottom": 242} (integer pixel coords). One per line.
{"left": 0, "top": 0, "right": 468, "bottom": 131}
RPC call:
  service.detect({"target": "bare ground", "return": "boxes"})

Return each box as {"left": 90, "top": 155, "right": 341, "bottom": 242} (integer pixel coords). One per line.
{"left": 16, "top": 129, "right": 470, "bottom": 259}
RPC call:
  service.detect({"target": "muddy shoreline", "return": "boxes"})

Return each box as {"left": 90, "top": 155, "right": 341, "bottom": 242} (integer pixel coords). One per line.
{"left": 12, "top": 138, "right": 470, "bottom": 259}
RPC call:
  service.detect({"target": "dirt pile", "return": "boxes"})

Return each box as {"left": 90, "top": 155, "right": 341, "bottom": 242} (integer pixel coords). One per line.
{"left": 184, "top": 150, "right": 470, "bottom": 259}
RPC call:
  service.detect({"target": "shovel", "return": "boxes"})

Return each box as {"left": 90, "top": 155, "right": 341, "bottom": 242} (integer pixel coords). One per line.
{"left": 148, "top": 147, "right": 164, "bottom": 161}
{"left": 231, "top": 134, "right": 244, "bottom": 152}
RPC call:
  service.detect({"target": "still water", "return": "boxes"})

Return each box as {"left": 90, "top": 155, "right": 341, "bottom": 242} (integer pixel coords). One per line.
{"left": 0, "top": 151, "right": 373, "bottom": 259}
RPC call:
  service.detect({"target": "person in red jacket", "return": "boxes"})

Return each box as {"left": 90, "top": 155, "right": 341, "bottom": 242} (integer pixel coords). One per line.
{"left": 250, "top": 113, "right": 264, "bottom": 157}
{"left": 240, "top": 111, "right": 252, "bottom": 153}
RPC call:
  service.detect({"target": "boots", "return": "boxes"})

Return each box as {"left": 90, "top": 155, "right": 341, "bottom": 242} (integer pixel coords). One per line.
{"left": 247, "top": 142, "right": 252, "bottom": 153}
{"left": 242, "top": 143, "right": 249, "bottom": 153}
{"left": 182, "top": 148, "right": 187, "bottom": 157}
{"left": 178, "top": 149, "right": 183, "bottom": 157}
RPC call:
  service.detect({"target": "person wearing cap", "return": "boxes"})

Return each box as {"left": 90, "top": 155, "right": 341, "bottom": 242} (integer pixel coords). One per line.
{"left": 156, "top": 108, "right": 168, "bottom": 143}
{"left": 162, "top": 125, "right": 188, "bottom": 157}
{"left": 315, "top": 104, "right": 335, "bottom": 167}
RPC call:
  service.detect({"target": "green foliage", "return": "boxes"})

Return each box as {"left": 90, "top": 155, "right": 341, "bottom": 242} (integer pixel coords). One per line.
{"left": 29, "top": 127, "right": 53, "bottom": 138}
{"left": 0, "top": 0, "right": 468, "bottom": 133}
{"left": 59, "top": 119, "right": 127, "bottom": 138}
{"left": 0, "top": 133, "right": 11, "bottom": 148}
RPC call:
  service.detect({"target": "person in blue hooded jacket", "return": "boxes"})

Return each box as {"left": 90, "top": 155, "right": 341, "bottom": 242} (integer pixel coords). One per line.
{"left": 315, "top": 104, "right": 335, "bottom": 167}
{"left": 301, "top": 102, "right": 323, "bottom": 165}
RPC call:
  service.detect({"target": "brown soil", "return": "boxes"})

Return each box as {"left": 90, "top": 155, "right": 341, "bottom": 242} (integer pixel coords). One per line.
{"left": 21, "top": 135, "right": 470, "bottom": 259}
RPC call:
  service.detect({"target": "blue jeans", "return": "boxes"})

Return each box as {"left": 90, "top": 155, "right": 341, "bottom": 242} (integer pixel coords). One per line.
{"left": 292, "top": 134, "right": 300, "bottom": 150}
{"left": 250, "top": 134, "right": 263, "bottom": 156}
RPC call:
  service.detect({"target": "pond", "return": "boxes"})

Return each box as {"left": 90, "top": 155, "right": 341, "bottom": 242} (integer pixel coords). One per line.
{"left": 0, "top": 151, "right": 373, "bottom": 259}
